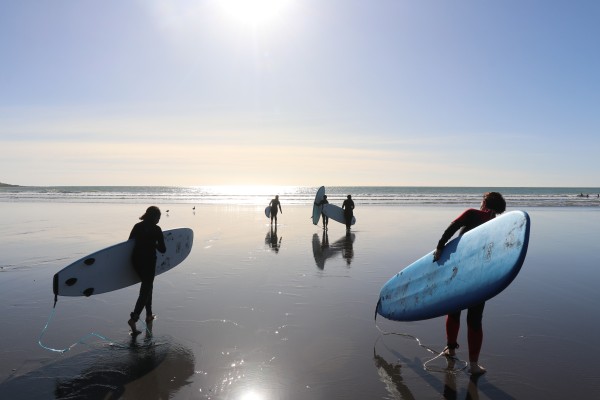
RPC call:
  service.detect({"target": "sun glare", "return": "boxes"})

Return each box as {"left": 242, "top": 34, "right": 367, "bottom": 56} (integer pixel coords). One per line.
{"left": 217, "top": 0, "right": 293, "bottom": 27}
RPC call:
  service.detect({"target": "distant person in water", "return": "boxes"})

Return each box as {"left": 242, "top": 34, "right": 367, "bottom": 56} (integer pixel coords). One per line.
{"left": 342, "top": 195, "right": 355, "bottom": 231}
{"left": 128, "top": 206, "right": 166, "bottom": 335}
{"left": 315, "top": 194, "right": 329, "bottom": 229}
{"left": 433, "top": 192, "right": 506, "bottom": 375}
{"left": 269, "top": 195, "right": 283, "bottom": 225}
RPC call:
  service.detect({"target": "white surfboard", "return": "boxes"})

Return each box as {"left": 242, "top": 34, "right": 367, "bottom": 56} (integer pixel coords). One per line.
{"left": 322, "top": 204, "right": 356, "bottom": 226}
{"left": 265, "top": 206, "right": 271, "bottom": 218}
{"left": 53, "top": 228, "right": 194, "bottom": 297}
{"left": 312, "top": 186, "right": 326, "bottom": 225}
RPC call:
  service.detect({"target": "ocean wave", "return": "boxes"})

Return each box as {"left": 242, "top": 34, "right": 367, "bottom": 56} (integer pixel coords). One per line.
{"left": 1, "top": 186, "right": 599, "bottom": 208}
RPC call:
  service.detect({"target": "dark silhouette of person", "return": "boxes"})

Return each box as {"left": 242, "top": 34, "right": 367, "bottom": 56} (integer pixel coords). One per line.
{"left": 342, "top": 194, "right": 355, "bottom": 231}
{"left": 315, "top": 194, "right": 329, "bottom": 229}
{"left": 128, "top": 206, "right": 166, "bottom": 335}
{"left": 269, "top": 195, "right": 283, "bottom": 225}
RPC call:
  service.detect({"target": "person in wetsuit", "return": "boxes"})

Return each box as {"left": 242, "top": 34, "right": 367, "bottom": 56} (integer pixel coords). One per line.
{"left": 269, "top": 195, "right": 283, "bottom": 225}
{"left": 315, "top": 194, "right": 329, "bottom": 229}
{"left": 432, "top": 191, "right": 506, "bottom": 375}
{"left": 127, "top": 206, "right": 166, "bottom": 335}
{"left": 342, "top": 195, "right": 355, "bottom": 231}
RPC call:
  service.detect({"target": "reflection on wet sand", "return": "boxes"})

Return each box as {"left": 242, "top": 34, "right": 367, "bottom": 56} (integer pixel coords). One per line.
{"left": 373, "top": 349, "right": 417, "bottom": 400}
{"left": 374, "top": 345, "right": 480, "bottom": 400}
{"left": 0, "top": 331, "right": 195, "bottom": 400}
{"left": 265, "top": 225, "right": 282, "bottom": 253}
{"left": 443, "top": 358, "right": 483, "bottom": 400}
{"left": 374, "top": 339, "right": 516, "bottom": 400}
{"left": 312, "top": 232, "right": 355, "bottom": 269}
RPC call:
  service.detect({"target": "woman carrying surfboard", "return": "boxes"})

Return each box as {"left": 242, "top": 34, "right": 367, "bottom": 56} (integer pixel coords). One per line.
{"left": 127, "top": 206, "right": 167, "bottom": 335}
{"left": 432, "top": 192, "right": 506, "bottom": 375}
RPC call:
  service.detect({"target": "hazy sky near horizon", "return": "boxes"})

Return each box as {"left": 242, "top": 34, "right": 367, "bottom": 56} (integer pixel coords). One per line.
{"left": 1, "top": 0, "right": 599, "bottom": 187}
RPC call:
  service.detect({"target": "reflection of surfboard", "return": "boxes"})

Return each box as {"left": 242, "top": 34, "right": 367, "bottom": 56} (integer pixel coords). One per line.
{"left": 377, "top": 211, "right": 530, "bottom": 321}
{"left": 265, "top": 206, "right": 271, "bottom": 218}
{"left": 53, "top": 228, "right": 194, "bottom": 297}
{"left": 312, "top": 186, "right": 326, "bottom": 225}
{"left": 3, "top": 337, "right": 195, "bottom": 398}
{"left": 312, "top": 232, "right": 355, "bottom": 269}
{"left": 322, "top": 203, "right": 356, "bottom": 225}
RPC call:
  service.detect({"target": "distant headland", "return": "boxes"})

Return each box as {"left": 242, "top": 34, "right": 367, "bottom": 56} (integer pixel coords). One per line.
{"left": 0, "top": 182, "right": 19, "bottom": 187}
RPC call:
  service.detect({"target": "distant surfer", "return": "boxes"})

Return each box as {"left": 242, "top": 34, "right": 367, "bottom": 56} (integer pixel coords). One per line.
{"left": 269, "top": 195, "right": 283, "bottom": 225}
{"left": 127, "top": 206, "right": 167, "bottom": 336}
{"left": 432, "top": 192, "right": 506, "bottom": 375}
{"left": 315, "top": 194, "right": 329, "bottom": 229}
{"left": 342, "top": 195, "right": 355, "bottom": 231}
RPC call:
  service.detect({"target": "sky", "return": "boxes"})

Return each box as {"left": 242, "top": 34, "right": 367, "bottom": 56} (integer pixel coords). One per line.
{"left": 1, "top": 0, "right": 599, "bottom": 187}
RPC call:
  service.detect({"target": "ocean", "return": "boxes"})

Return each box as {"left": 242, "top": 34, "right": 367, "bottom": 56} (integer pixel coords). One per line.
{"left": 1, "top": 185, "right": 599, "bottom": 207}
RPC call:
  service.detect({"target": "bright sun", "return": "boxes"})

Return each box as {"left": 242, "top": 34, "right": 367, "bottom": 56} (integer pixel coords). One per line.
{"left": 217, "top": 0, "right": 293, "bottom": 27}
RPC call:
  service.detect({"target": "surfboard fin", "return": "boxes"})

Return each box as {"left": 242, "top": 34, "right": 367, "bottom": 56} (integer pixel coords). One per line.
{"left": 52, "top": 274, "right": 58, "bottom": 308}
{"left": 374, "top": 298, "right": 381, "bottom": 321}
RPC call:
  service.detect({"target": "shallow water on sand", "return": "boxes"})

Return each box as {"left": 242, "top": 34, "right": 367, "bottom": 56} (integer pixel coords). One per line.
{"left": 1, "top": 202, "right": 599, "bottom": 399}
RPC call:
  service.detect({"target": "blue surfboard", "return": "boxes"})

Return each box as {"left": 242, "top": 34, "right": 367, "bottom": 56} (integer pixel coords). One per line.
{"left": 377, "top": 210, "right": 530, "bottom": 321}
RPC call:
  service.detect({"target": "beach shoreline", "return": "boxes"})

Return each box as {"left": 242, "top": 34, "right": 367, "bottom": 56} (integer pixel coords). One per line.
{"left": 1, "top": 201, "right": 599, "bottom": 399}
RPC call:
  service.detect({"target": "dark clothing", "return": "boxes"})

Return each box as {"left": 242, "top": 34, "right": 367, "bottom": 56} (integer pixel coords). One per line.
{"left": 129, "top": 220, "right": 166, "bottom": 267}
{"left": 269, "top": 198, "right": 282, "bottom": 216}
{"left": 129, "top": 220, "right": 166, "bottom": 320}
{"left": 437, "top": 208, "right": 495, "bottom": 250}
{"left": 316, "top": 198, "right": 329, "bottom": 225}
{"left": 342, "top": 198, "right": 355, "bottom": 228}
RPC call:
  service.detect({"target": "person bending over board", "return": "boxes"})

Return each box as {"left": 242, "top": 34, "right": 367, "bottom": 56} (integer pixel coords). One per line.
{"left": 127, "top": 206, "right": 167, "bottom": 335}
{"left": 315, "top": 194, "right": 329, "bottom": 229}
{"left": 432, "top": 192, "right": 506, "bottom": 375}
{"left": 269, "top": 195, "right": 283, "bottom": 225}
{"left": 342, "top": 195, "right": 355, "bottom": 231}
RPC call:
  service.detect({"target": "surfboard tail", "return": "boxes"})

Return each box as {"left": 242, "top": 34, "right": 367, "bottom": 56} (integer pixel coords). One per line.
{"left": 374, "top": 298, "right": 381, "bottom": 321}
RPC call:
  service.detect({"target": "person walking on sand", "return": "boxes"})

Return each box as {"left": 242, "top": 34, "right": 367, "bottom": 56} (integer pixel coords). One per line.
{"left": 342, "top": 195, "right": 355, "bottom": 231}
{"left": 269, "top": 195, "right": 283, "bottom": 225}
{"left": 315, "top": 194, "right": 329, "bottom": 229}
{"left": 128, "top": 206, "right": 166, "bottom": 335}
{"left": 432, "top": 192, "right": 506, "bottom": 375}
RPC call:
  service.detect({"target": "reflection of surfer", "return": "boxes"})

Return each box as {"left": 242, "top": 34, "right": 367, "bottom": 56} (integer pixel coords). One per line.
{"left": 443, "top": 358, "right": 483, "bottom": 400}
{"left": 374, "top": 345, "right": 481, "bottom": 400}
{"left": 373, "top": 350, "right": 416, "bottom": 400}
{"left": 265, "top": 225, "right": 282, "bottom": 253}
{"left": 315, "top": 195, "right": 329, "bottom": 229}
{"left": 342, "top": 232, "right": 354, "bottom": 266}
{"left": 342, "top": 195, "right": 355, "bottom": 231}
{"left": 432, "top": 192, "right": 506, "bottom": 375}
{"left": 269, "top": 195, "right": 283, "bottom": 225}
{"left": 128, "top": 206, "right": 167, "bottom": 336}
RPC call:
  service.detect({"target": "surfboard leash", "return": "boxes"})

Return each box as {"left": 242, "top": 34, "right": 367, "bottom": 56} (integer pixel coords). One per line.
{"left": 38, "top": 300, "right": 151, "bottom": 353}
{"left": 374, "top": 323, "right": 468, "bottom": 373}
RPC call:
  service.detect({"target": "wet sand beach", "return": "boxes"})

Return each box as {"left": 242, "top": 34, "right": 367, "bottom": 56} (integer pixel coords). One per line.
{"left": 1, "top": 202, "right": 600, "bottom": 399}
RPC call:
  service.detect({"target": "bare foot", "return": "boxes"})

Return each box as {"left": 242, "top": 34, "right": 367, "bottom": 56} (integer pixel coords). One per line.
{"left": 469, "top": 363, "right": 487, "bottom": 375}
{"left": 443, "top": 346, "right": 456, "bottom": 357}
{"left": 128, "top": 318, "right": 141, "bottom": 336}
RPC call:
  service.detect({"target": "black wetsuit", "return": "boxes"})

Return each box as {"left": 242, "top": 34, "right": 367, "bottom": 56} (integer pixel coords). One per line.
{"left": 316, "top": 198, "right": 329, "bottom": 226}
{"left": 129, "top": 220, "right": 166, "bottom": 320}
{"left": 342, "top": 198, "right": 355, "bottom": 228}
